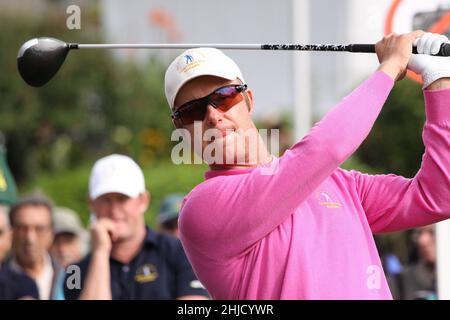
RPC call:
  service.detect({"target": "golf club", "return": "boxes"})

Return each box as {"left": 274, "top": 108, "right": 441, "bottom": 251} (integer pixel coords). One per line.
{"left": 18, "top": 37, "right": 450, "bottom": 87}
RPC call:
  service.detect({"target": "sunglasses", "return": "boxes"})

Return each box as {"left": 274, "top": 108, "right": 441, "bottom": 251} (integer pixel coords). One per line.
{"left": 172, "top": 84, "right": 248, "bottom": 126}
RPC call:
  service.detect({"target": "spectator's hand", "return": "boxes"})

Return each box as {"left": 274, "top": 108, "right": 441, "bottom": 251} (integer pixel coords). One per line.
{"left": 408, "top": 32, "right": 450, "bottom": 89}
{"left": 376, "top": 30, "right": 425, "bottom": 81}
{"left": 90, "top": 218, "right": 117, "bottom": 254}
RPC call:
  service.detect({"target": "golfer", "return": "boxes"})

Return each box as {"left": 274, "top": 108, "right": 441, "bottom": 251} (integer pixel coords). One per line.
{"left": 164, "top": 31, "right": 450, "bottom": 299}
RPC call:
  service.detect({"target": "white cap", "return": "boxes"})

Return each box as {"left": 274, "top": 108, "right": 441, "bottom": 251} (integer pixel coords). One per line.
{"left": 53, "top": 207, "right": 85, "bottom": 236}
{"left": 164, "top": 47, "right": 245, "bottom": 109}
{"left": 89, "top": 154, "right": 145, "bottom": 200}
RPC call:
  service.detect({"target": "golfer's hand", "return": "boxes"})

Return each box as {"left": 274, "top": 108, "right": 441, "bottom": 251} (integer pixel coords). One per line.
{"left": 408, "top": 32, "right": 450, "bottom": 89}
{"left": 376, "top": 30, "right": 425, "bottom": 81}
{"left": 90, "top": 218, "right": 117, "bottom": 254}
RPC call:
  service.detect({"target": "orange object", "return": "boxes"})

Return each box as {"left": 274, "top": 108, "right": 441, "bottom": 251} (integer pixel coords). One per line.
{"left": 385, "top": 0, "right": 450, "bottom": 83}
{"left": 149, "top": 8, "right": 181, "bottom": 42}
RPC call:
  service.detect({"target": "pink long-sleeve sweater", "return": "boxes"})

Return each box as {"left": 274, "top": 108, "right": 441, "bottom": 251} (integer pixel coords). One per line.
{"left": 179, "top": 71, "right": 450, "bottom": 299}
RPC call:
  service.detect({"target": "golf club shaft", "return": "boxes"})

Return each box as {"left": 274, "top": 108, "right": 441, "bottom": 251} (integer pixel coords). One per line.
{"left": 75, "top": 44, "right": 261, "bottom": 50}
{"left": 72, "top": 43, "right": 450, "bottom": 56}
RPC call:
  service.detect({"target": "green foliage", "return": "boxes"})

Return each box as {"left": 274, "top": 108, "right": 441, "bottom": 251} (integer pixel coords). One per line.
{"left": 346, "top": 78, "right": 427, "bottom": 262}
{"left": 341, "top": 155, "right": 380, "bottom": 174}
{"left": 356, "top": 79, "right": 425, "bottom": 177}
{"left": 0, "top": 5, "right": 208, "bottom": 230}
{"left": 0, "top": 9, "right": 172, "bottom": 184}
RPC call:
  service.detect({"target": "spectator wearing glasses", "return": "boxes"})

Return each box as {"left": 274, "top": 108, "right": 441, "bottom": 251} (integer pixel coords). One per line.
{"left": 0, "top": 204, "right": 39, "bottom": 300}
{"left": 164, "top": 32, "right": 450, "bottom": 299}
{"left": 8, "top": 196, "right": 63, "bottom": 300}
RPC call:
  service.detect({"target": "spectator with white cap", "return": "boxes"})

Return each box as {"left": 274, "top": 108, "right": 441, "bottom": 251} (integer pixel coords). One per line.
{"left": 64, "top": 154, "right": 209, "bottom": 300}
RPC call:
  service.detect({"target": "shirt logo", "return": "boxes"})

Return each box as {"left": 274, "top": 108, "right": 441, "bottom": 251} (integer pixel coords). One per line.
{"left": 135, "top": 264, "right": 159, "bottom": 283}
{"left": 317, "top": 191, "right": 343, "bottom": 209}
{"left": 190, "top": 280, "right": 205, "bottom": 289}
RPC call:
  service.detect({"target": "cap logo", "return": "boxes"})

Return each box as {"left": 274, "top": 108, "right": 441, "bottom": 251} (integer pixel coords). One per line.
{"left": 176, "top": 50, "right": 206, "bottom": 74}
{"left": 184, "top": 54, "right": 193, "bottom": 64}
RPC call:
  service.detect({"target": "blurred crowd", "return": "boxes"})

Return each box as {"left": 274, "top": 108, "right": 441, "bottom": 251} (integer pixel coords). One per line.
{"left": 379, "top": 225, "right": 437, "bottom": 300}
{"left": 1, "top": 145, "right": 206, "bottom": 299}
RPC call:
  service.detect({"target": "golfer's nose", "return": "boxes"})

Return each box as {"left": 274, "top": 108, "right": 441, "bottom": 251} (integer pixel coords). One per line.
{"left": 205, "top": 105, "right": 223, "bottom": 126}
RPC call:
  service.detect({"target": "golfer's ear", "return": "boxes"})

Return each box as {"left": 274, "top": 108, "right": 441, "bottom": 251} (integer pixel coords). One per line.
{"left": 246, "top": 89, "right": 254, "bottom": 115}
{"left": 172, "top": 118, "right": 183, "bottom": 128}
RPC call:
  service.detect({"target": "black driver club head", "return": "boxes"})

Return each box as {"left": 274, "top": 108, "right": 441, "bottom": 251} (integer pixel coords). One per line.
{"left": 17, "top": 37, "right": 69, "bottom": 87}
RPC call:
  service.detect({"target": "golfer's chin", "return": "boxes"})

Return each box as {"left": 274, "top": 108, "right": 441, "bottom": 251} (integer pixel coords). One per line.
{"left": 202, "top": 138, "right": 233, "bottom": 165}
{"left": 207, "top": 149, "right": 252, "bottom": 169}
{"left": 18, "top": 251, "right": 40, "bottom": 267}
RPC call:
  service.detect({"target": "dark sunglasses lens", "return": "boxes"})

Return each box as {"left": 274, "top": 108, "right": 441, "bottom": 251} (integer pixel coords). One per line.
{"left": 179, "top": 102, "right": 207, "bottom": 124}
{"left": 210, "top": 87, "right": 244, "bottom": 112}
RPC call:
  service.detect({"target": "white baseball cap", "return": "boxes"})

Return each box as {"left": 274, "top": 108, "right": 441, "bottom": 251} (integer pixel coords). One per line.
{"left": 89, "top": 154, "right": 146, "bottom": 200}
{"left": 164, "top": 47, "right": 245, "bottom": 110}
{"left": 53, "top": 207, "right": 85, "bottom": 236}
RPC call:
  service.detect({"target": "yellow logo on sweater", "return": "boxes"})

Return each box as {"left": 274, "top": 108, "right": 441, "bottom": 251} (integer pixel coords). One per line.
{"left": 317, "top": 192, "right": 342, "bottom": 209}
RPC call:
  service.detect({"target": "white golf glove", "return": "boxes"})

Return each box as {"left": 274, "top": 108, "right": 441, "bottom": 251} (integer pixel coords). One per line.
{"left": 407, "top": 32, "right": 450, "bottom": 89}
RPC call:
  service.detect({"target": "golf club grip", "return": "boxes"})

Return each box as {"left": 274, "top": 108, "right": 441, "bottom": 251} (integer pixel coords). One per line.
{"left": 349, "top": 43, "right": 450, "bottom": 56}
{"left": 438, "top": 43, "right": 450, "bottom": 56}
{"left": 261, "top": 44, "right": 349, "bottom": 51}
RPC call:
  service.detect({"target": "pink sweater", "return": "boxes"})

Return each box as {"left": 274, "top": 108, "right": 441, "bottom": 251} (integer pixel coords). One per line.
{"left": 179, "top": 71, "right": 450, "bottom": 299}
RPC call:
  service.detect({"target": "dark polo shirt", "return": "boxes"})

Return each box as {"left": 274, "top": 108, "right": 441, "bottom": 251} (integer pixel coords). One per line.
{"left": 0, "top": 263, "right": 39, "bottom": 300}
{"left": 64, "top": 227, "right": 209, "bottom": 300}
